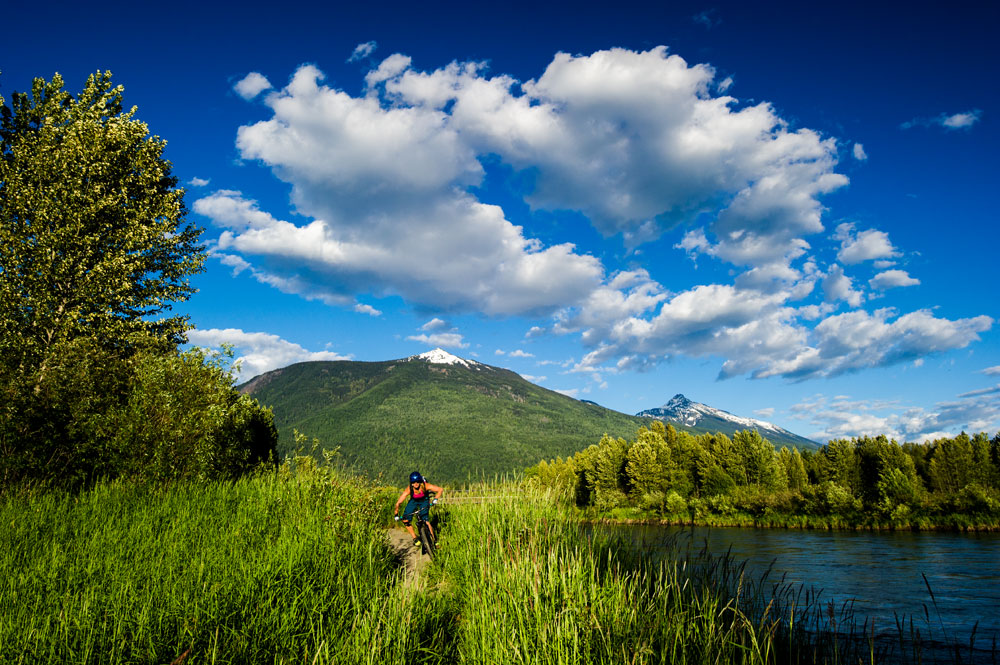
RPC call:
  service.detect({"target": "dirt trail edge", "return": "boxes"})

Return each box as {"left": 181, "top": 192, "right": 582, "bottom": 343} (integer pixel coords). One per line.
{"left": 385, "top": 527, "right": 430, "bottom": 588}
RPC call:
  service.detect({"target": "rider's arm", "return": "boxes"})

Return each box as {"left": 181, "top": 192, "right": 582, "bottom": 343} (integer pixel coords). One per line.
{"left": 393, "top": 489, "right": 408, "bottom": 515}
{"left": 426, "top": 483, "right": 444, "bottom": 499}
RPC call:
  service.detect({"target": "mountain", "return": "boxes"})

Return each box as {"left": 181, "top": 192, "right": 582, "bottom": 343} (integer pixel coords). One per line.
{"left": 239, "top": 349, "right": 645, "bottom": 485}
{"left": 636, "top": 394, "right": 820, "bottom": 450}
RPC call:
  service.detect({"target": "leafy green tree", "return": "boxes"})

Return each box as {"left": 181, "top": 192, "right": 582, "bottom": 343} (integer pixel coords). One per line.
{"left": 732, "top": 430, "right": 785, "bottom": 490}
{"left": 991, "top": 433, "right": 1000, "bottom": 484}
{"left": 929, "top": 433, "right": 975, "bottom": 494}
{"left": 0, "top": 71, "right": 205, "bottom": 386}
{"left": 970, "top": 432, "right": 994, "bottom": 487}
{"left": 876, "top": 468, "right": 921, "bottom": 519}
{"left": 902, "top": 442, "right": 934, "bottom": 487}
{"left": 0, "top": 73, "right": 280, "bottom": 488}
{"left": 817, "top": 439, "right": 860, "bottom": 493}
{"left": 700, "top": 464, "right": 737, "bottom": 496}
{"left": 626, "top": 427, "right": 673, "bottom": 499}
{"left": 571, "top": 443, "right": 600, "bottom": 506}
{"left": 778, "top": 446, "right": 808, "bottom": 490}
{"left": 1, "top": 335, "right": 131, "bottom": 484}
{"left": 591, "top": 434, "right": 631, "bottom": 509}
{"left": 527, "top": 456, "right": 576, "bottom": 494}
{"left": 111, "top": 346, "right": 278, "bottom": 481}
{"left": 700, "top": 433, "right": 741, "bottom": 490}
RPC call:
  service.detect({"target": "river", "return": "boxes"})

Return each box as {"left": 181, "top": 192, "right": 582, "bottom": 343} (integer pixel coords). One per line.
{"left": 622, "top": 525, "right": 1000, "bottom": 662}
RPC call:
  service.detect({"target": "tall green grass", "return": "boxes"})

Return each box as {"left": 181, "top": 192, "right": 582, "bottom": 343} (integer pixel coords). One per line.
{"left": 433, "top": 485, "right": 872, "bottom": 664}
{"left": 0, "top": 470, "right": 432, "bottom": 664}
{"left": 4, "top": 473, "right": 968, "bottom": 663}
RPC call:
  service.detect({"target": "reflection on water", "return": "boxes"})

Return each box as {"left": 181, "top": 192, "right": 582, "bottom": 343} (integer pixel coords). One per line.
{"left": 623, "top": 525, "right": 1000, "bottom": 661}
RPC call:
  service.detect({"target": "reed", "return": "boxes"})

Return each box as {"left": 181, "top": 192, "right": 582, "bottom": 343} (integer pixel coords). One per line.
{"left": 431, "top": 481, "right": 880, "bottom": 664}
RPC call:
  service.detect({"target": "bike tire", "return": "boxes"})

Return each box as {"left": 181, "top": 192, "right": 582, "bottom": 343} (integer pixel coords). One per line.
{"left": 418, "top": 519, "right": 436, "bottom": 559}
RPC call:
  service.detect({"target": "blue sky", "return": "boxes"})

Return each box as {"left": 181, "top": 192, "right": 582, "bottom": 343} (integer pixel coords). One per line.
{"left": 4, "top": 1, "right": 998, "bottom": 443}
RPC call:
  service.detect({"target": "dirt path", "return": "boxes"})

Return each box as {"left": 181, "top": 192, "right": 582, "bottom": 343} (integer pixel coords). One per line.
{"left": 385, "top": 526, "right": 430, "bottom": 588}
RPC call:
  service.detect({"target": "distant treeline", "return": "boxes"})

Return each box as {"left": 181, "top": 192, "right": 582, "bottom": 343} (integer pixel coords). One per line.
{"left": 528, "top": 422, "right": 1000, "bottom": 528}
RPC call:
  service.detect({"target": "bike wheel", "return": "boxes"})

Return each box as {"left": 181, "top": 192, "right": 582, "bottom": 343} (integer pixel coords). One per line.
{"left": 418, "top": 519, "right": 436, "bottom": 559}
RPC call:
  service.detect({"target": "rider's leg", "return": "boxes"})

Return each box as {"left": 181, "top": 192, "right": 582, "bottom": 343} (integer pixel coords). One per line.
{"left": 402, "top": 499, "right": 419, "bottom": 540}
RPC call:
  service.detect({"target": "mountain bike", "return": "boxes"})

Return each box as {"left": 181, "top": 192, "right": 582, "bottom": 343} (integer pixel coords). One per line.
{"left": 414, "top": 503, "right": 437, "bottom": 559}
{"left": 396, "top": 498, "right": 438, "bottom": 559}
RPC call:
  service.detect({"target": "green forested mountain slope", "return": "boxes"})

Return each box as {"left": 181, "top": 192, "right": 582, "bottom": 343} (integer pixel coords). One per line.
{"left": 239, "top": 353, "right": 645, "bottom": 484}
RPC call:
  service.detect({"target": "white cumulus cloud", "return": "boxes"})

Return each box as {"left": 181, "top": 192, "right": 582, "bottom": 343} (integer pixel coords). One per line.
{"left": 233, "top": 72, "right": 272, "bottom": 101}
{"left": 406, "top": 332, "right": 468, "bottom": 348}
{"left": 789, "top": 389, "right": 1000, "bottom": 443}
{"left": 200, "top": 48, "right": 991, "bottom": 386}
{"left": 354, "top": 303, "right": 382, "bottom": 316}
{"left": 207, "top": 49, "right": 847, "bottom": 319}
{"left": 822, "top": 264, "right": 864, "bottom": 307}
{"left": 196, "top": 189, "right": 601, "bottom": 317}
{"left": 901, "top": 109, "right": 982, "bottom": 131}
{"left": 568, "top": 285, "right": 991, "bottom": 381}
{"left": 421, "top": 318, "right": 451, "bottom": 332}
{"left": 186, "top": 328, "right": 351, "bottom": 382}
{"left": 869, "top": 270, "right": 919, "bottom": 290}
{"left": 835, "top": 223, "right": 900, "bottom": 264}
{"left": 941, "top": 111, "right": 982, "bottom": 129}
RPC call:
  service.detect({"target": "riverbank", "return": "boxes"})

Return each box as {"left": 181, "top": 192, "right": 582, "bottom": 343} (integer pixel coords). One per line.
{"left": 581, "top": 504, "right": 1000, "bottom": 532}
{"left": 586, "top": 513, "right": 1000, "bottom": 532}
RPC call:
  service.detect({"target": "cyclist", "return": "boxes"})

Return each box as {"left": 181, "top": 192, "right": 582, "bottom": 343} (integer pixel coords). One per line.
{"left": 394, "top": 471, "right": 444, "bottom": 547}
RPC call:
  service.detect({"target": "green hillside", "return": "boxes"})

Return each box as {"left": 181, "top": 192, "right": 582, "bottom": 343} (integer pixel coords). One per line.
{"left": 240, "top": 355, "right": 645, "bottom": 484}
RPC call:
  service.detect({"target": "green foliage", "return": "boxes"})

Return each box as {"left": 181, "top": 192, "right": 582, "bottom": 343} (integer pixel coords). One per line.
{"left": 111, "top": 346, "right": 278, "bottom": 482}
{"left": 0, "top": 339, "right": 278, "bottom": 487}
{"left": 0, "top": 335, "right": 132, "bottom": 484}
{"left": 0, "top": 72, "right": 276, "bottom": 489}
{"left": 701, "top": 463, "right": 737, "bottom": 496}
{"left": 733, "top": 429, "right": 786, "bottom": 490}
{"left": 0, "top": 71, "right": 205, "bottom": 375}
{"left": 876, "top": 468, "right": 921, "bottom": 516}
{"left": 779, "top": 446, "right": 808, "bottom": 490}
{"left": 533, "top": 424, "right": 1000, "bottom": 528}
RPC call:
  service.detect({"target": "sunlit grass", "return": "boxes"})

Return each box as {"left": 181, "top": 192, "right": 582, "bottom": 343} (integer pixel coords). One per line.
{"left": 434, "top": 484, "right": 824, "bottom": 664}
{"left": 3, "top": 474, "right": 982, "bottom": 664}
{"left": 0, "top": 471, "right": 416, "bottom": 664}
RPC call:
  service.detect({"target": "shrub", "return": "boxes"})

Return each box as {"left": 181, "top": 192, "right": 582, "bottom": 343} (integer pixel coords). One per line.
{"left": 0, "top": 339, "right": 277, "bottom": 488}
{"left": 952, "top": 483, "right": 1000, "bottom": 516}
{"left": 663, "top": 491, "right": 688, "bottom": 516}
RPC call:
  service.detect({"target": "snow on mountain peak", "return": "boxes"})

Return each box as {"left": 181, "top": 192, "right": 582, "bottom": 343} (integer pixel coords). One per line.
{"left": 407, "top": 348, "right": 481, "bottom": 369}
{"left": 643, "top": 394, "right": 785, "bottom": 434}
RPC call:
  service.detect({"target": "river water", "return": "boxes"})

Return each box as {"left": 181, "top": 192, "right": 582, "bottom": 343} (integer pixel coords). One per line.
{"left": 622, "top": 525, "right": 1000, "bottom": 661}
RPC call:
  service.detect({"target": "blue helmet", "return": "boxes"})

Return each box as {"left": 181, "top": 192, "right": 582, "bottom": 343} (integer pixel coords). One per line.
{"left": 409, "top": 471, "right": 424, "bottom": 484}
